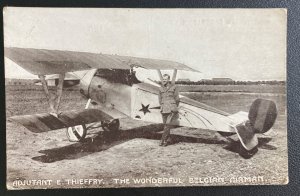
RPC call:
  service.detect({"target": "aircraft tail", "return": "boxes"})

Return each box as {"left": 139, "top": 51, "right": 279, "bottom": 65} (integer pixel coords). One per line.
{"left": 229, "top": 99, "right": 278, "bottom": 151}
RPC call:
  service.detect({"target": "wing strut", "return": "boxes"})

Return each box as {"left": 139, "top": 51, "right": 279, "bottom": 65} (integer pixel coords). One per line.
{"left": 156, "top": 69, "right": 178, "bottom": 85}
{"left": 38, "top": 73, "right": 65, "bottom": 115}
{"left": 171, "top": 69, "right": 177, "bottom": 84}
{"left": 55, "top": 74, "right": 65, "bottom": 112}
{"left": 157, "top": 70, "right": 163, "bottom": 81}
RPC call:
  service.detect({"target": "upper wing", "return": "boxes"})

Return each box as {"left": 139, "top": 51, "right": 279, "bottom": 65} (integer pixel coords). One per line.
{"left": 5, "top": 47, "right": 197, "bottom": 75}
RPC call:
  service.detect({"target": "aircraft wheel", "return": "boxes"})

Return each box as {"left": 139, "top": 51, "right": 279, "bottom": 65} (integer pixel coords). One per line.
{"left": 66, "top": 124, "right": 87, "bottom": 142}
{"left": 101, "top": 119, "right": 120, "bottom": 132}
{"left": 239, "top": 143, "right": 258, "bottom": 159}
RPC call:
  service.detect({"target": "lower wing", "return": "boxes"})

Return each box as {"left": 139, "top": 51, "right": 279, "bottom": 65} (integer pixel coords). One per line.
{"left": 8, "top": 108, "right": 127, "bottom": 133}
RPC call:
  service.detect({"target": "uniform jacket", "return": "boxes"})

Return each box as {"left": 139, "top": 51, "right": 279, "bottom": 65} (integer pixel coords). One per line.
{"left": 158, "top": 83, "right": 180, "bottom": 113}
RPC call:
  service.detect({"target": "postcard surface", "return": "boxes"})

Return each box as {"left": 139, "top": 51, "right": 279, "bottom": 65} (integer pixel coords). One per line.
{"left": 4, "top": 8, "right": 287, "bottom": 189}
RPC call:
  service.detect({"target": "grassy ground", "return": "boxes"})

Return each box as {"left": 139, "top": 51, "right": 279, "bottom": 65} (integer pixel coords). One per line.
{"left": 177, "top": 84, "right": 285, "bottom": 94}
{"left": 6, "top": 84, "right": 287, "bottom": 189}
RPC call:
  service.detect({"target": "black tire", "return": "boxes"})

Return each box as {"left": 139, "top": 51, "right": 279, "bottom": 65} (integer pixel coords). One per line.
{"left": 101, "top": 119, "right": 120, "bottom": 132}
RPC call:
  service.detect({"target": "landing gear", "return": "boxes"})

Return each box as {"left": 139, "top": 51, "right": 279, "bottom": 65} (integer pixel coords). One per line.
{"left": 66, "top": 124, "right": 87, "bottom": 142}
{"left": 101, "top": 119, "right": 120, "bottom": 132}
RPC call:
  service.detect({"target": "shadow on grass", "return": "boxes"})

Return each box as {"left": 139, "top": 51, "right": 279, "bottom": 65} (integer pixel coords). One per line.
{"left": 32, "top": 124, "right": 276, "bottom": 163}
{"left": 223, "top": 137, "right": 276, "bottom": 159}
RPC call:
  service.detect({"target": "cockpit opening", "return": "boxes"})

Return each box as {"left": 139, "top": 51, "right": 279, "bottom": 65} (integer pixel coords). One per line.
{"left": 94, "top": 69, "right": 141, "bottom": 86}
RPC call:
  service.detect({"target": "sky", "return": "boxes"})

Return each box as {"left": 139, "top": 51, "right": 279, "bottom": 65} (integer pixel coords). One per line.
{"left": 4, "top": 8, "right": 287, "bottom": 81}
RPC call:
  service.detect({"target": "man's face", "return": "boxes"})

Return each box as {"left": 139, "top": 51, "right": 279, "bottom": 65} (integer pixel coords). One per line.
{"left": 162, "top": 75, "right": 170, "bottom": 86}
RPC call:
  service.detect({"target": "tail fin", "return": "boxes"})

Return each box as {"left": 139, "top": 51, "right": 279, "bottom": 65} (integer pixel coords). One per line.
{"left": 248, "top": 98, "right": 278, "bottom": 134}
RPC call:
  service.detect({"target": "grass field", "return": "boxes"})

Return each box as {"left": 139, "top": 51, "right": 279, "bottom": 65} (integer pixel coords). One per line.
{"left": 177, "top": 84, "right": 285, "bottom": 94}
{"left": 6, "top": 84, "right": 287, "bottom": 189}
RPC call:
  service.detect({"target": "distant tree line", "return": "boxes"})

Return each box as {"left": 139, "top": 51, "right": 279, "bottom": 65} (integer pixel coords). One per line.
{"left": 171, "top": 80, "right": 286, "bottom": 85}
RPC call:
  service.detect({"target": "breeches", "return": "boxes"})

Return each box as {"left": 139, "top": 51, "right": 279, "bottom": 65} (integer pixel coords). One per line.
{"left": 161, "top": 112, "right": 176, "bottom": 142}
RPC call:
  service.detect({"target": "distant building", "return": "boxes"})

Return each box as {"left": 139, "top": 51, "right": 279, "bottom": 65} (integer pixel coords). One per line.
{"left": 6, "top": 73, "right": 80, "bottom": 87}
{"left": 177, "top": 78, "right": 191, "bottom": 82}
{"left": 35, "top": 73, "right": 80, "bottom": 87}
{"left": 200, "top": 79, "right": 212, "bottom": 82}
{"left": 212, "top": 78, "right": 233, "bottom": 82}
{"left": 5, "top": 78, "right": 36, "bottom": 85}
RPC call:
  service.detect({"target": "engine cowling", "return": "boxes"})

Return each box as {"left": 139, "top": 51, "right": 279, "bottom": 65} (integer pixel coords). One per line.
{"left": 79, "top": 69, "right": 132, "bottom": 116}
{"left": 78, "top": 69, "right": 109, "bottom": 104}
{"left": 79, "top": 69, "right": 98, "bottom": 98}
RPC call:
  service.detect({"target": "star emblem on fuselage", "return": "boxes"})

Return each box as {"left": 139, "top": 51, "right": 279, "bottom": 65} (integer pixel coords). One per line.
{"left": 139, "top": 104, "right": 151, "bottom": 115}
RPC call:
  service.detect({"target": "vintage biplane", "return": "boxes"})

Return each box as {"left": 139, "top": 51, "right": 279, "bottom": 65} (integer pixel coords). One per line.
{"left": 5, "top": 47, "right": 278, "bottom": 157}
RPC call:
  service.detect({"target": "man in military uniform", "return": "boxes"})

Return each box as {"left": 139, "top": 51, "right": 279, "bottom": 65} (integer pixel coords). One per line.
{"left": 158, "top": 74, "right": 180, "bottom": 146}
